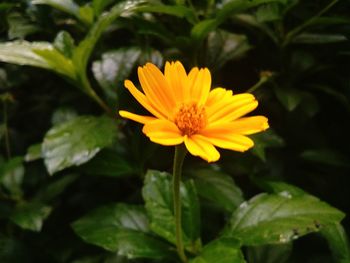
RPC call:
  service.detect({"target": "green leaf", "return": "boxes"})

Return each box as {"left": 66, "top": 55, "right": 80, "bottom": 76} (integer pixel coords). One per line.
{"left": 292, "top": 33, "right": 347, "bottom": 44}
{"left": 0, "top": 41, "right": 75, "bottom": 79}
{"left": 73, "top": 0, "right": 147, "bottom": 77}
{"left": 191, "top": 19, "right": 218, "bottom": 43}
{"left": 51, "top": 107, "right": 78, "bottom": 125}
{"left": 226, "top": 193, "right": 345, "bottom": 246}
{"left": 33, "top": 48, "right": 76, "bottom": 79}
{"left": 54, "top": 31, "right": 75, "bottom": 58}
{"left": 188, "top": 168, "right": 244, "bottom": 212}
{"left": 233, "top": 14, "right": 279, "bottom": 44}
{"left": 250, "top": 130, "right": 284, "bottom": 161}
{"left": 138, "top": 49, "right": 164, "bottom": 68}
{"left": 300, "top": 149, "right": 350, "bottom": 168}
{"left": 42, "top": 115, "right": 117, "bottom": 175}
{"left": 312, "top": 85, "right": 350, "bottom": 113}
{"left": 72, "top": 203, "right": 173, "bottom": 259}
{"left": 206, "top": 30, "right": 251, "bottom": 72}
{"left": 10, "top": 202, "right": 52, "bottom": 232}
{"left": 142, "top": 170, "right": 201, "bottom": 253}
{"left": 137, "top": 4, "right": 196, "bottom": 24}
{"left": 0, "top": 157, "right": 24, "bottom": 198}
{"left": 255, "top": 3, "right": 282, "bottom": 23}
{"left": 7, "top": 13, "right": 39, "bottom": 39}
{"left": 321, "top": 224, "right": 350, "bottom": 263}
{"left": 78, "top": 4, "right": 94, "bottom": 25}
{"left": 0, "top": 41, "right": 55, "bottom": 69}
{"left": 31, "top": 0, "right": 80, "bottom": 21}
{"left": 92, "top": 47, "right": 141, "bottom": 102}
{"left": 274, "top": 86, "right": 304, "bottom": 111}
{"left": 254, "top": 180, "right": 307, "bottom": 197}
{"left": 190, "top": 238, "right": 245, "bottom": 263}
{"left": 191, "top": 0, "right": 280, "bottom": 42}
{"left": 34, "top": 174, "right": 79, "bottom": 202}
{"left": 246, "top": 243, "right": 292, "bottom": 263}
{"left": 0, "top": 3, "right": 15, "bottom": 12}
{"left": 92, "top": 0, "right": 114, "bottom": 16}
{"left": 0, "top": 236, "right": 28, "bottom": 262}
{"left": 79, "top": 150, "right": 135, "bottom": 177}
{"left": 25, "top": 143, "right": 42, "bottom": 162}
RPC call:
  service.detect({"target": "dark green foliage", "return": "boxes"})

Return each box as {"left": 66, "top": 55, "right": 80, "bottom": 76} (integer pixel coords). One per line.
{"left": 0, "top": 0, "right": 350, "bottom": 262}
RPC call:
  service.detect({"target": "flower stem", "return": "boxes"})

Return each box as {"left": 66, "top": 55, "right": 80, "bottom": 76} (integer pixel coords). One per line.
{"left": 173, "top": 144, "right": 188, "bottom": 263}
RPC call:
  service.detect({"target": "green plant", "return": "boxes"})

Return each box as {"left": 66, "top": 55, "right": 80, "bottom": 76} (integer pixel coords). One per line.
{"left": 0, "top": 0, "right": 349, "bottom": 262}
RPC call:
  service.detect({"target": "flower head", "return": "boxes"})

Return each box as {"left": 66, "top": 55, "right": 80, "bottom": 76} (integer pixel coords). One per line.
{"left": 119, "top": 61, "right": 268, "bottom": 162}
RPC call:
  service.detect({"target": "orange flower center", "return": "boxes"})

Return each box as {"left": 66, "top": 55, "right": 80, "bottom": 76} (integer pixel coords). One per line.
{"left": 174, "top": 103, "right": 206, "bottom": 136}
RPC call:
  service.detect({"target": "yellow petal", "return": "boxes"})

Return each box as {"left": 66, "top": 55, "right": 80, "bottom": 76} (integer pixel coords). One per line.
{"left": 204, "top": 116, "right": 269, "bottom": 135}
{"left": 124, "top": 80, "right": 166, "bottom": 119}
{"left": 119, "top": 110, "right": 156, "bottom": 124}
{"left": 142, "top": 119, "right": 183, "bottom": 146}
{"left": 205, "top": 88, "right": 233, "bottom": 107}
{"left": 165, "top": 61, "right": 188, "bottom": 103}
{"left": 199, "top": 130, "right": 254, "bottom": 152}
{"left": 191, "top": 68, "right": 211, "bottom": 106}
{"left": 207, "top": 92, "right": 258, "bottom": 123}
{"left": 138, "top": 64, "right": 175, "bottom": 117}
{"left": 184, "top": 135, "right": 220, "bottom": 162}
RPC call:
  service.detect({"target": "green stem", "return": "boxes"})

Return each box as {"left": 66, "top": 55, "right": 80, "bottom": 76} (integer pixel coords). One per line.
{"left": 173, "top": 145, "right": 188, "bottom": 263}
{"left": 3, "top": 100, "right": 11, "bottom": 159}
{"left": 247, "top": 72, "right": 274, "bottom": 93}
{"left": 80, "top": 73, "right": 113, "bottom": 116}
{"left": 282, "top": 0, "right": 339, "bottom": 47}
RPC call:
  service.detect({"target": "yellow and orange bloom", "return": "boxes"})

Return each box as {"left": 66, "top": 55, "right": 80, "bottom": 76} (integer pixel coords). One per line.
{"left": 119, "top": 61, "right": 268, "bottom": 162}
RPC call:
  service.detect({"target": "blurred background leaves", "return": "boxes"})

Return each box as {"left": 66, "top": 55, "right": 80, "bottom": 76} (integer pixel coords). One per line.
{"left": 0, "top": 0, "right": 350, "bottom": 262}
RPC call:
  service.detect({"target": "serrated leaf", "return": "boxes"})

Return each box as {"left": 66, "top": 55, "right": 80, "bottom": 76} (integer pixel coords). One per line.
{"left": 227, "top": 193, "right": 345, "bottom": 246}
{"left": 92, "top": 47, "right": 141, "bottom": 102}
{"left": 142, "top": 170, "right": 201, "bottom": 253}
{"left": 72, "top": 203, "right": 173, "bottom": 259}
{"left": 190, "top": 238, "right": 245, "bottom": 263}
{"left": 79, "top": 150, "right": 135, "bottom": 177}
{"left": 10, "top": 202, "right": 52, "bottom": 232}
{"left": 206, "top": 30, "right": 251, "bottom": 72}
{"left": 321, "top": 223, "right": 350, "bottom": 263}
{"left": 42, "top": 115, "right": 117, "bottom": 175}
{"left": 188, "top": 168, "right": 244, "bottom": 212}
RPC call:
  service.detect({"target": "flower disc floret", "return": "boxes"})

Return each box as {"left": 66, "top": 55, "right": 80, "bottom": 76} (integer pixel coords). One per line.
{"left": 174, "top": 103, "right": 206, "bottom": 136}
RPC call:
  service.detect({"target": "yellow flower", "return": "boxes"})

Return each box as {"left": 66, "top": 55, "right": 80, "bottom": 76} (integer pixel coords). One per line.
{"left": 119, "top": 61, "right": 269, "bottom": 162}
